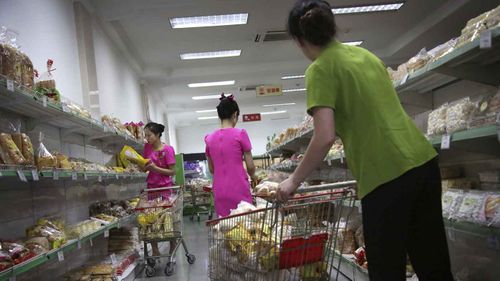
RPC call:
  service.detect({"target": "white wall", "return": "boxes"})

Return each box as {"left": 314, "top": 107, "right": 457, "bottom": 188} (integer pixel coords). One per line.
{"left": 176, "top": 116, "right": 303, "bottom": 155}
{"left": 0, "top": 0, "right": 83, "bottom": 104}
{"left": 92, "top": 21, "right": 144, "bottom": 122}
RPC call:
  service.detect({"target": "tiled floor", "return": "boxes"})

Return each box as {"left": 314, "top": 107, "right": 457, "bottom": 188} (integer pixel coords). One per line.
{"left": 134, "top": 218, "right": 351, "bottom": 281}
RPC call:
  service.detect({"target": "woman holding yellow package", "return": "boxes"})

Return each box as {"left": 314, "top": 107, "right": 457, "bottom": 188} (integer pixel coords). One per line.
{"left": 142, "top": 122, "right": 177, "bottom": 258}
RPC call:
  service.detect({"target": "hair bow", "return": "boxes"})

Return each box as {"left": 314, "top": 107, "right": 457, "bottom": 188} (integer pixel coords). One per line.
{"left": 219, "top": 93, "right": 235, "bottom": 101}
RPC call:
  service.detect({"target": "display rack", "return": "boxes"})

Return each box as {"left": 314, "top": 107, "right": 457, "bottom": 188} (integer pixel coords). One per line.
{"left": 0, "top": 165, "right": 146, "bottom": 182}
{"left": 267, "top": 129, "right": 313, "bottom": 156}
{"left": 0, "top": 76, "right": 143, "bottom": 153}
{"left": 0, "top": 214, "right": 136, "bottom": 281}
{"left": 395, "top": 26, "right": 500, "bottom": 93}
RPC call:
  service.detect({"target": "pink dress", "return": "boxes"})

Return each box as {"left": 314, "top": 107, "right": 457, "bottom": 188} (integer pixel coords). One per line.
{"left": 205, "top": 128, "right": 253, "bottom": 217}
{"left": 143, "top": 143, "right": 176, "bottom": 200}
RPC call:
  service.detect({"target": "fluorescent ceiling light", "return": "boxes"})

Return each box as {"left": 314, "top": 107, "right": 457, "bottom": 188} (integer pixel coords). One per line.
{"left": 188, "top": 80, "right": 235, "bottom": 88}
{"left": 343, "top": 40, "right": 364, "bottom": 46}
{"left": 332, "top": 3, "right": 404, "bottom": 15}
{"left": 281, "top": 74, "right": 305, "bottom": 80}
{"left": 181, "top": 50, "right": 241, "bottom": 60}
{"left": 283, "top": 88, "right": 306, "bottom": 93}
{"left": 262, "top": 103, "right": 296, "bottom": 107}
{"left": 195, "top": 109, "right": 217, "bottom": 113}
{"left": 192, "top": 94, "right": 221, "bottom": 100}
{"left": 261, "top": 110, "right": 287, "bottom": 115}
{"left": 198, "top": 116, "right": 219, "bottom": 120}
{"left": 170, "top": 13, "right": 248, "bottom": 29}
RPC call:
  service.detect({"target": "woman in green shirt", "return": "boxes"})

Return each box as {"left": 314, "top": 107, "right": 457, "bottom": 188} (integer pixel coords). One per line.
{"left": 277, "top": 1, "right": 453, "bottom": 280}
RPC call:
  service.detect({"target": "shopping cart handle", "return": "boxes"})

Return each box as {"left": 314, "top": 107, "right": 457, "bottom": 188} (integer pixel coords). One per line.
{"left": 143, "top": 186, "right": 181, "bottom": 192}
{"left": 294, "top": 180, "right": 356, "bottom": 194}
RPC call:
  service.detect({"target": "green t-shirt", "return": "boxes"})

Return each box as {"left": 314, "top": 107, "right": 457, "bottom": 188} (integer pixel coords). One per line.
{"left": 306, "top": 40, "right": 437, "bottom": 199}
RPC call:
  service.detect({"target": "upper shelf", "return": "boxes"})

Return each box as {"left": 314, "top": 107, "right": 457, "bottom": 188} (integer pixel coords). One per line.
{"left": 267, "top": 129, "right": 313, "bottom": 156}
{"left": 0, "top": 76, "right": 143, "bottom": 153}
{"left": 396, "top": 26, "right": 500, "bottom": 94}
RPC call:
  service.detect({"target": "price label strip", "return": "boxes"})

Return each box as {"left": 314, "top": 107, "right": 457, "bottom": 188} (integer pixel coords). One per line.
{"left": 57, "top": 251, "right": 64, "bottom": 262}
{"left": 98, "top": 175, "right": 103, "bottom": 182}
{"left": 72, "top": 171, "right": 78, "bottom": 181}
{"left": 104, "top": 230, "right": 109, "bottom": 238}
{"left": 53, "top": 170, "right": 59, "bottom": 180}
{"left": 84, "top": 173, "right": 88, "bottom": 180}
{"left": 480, "top": 30, "right": 492, "bottom": 49}
{"left": 441, "top": 134, "right": 451, "bottom": 150}
{"left": 17, "top": 170, "right": 27, "bottom": 182}
{"left": 31, "top": 169, "right": 39, "bottom": 181}
{"left": 42, "top": 96, "right": 48, "bottom": 107}
{"left": 77, "top": 240, "right": 82, "bottom": 250}
{"left": 7, "top": 79, "right": 14, "bottom": 92}
{"left": 110, "top": 253, "right": 118, "bottom": 267}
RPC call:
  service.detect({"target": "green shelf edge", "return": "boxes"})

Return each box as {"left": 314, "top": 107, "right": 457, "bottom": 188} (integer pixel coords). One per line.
{"left": 395, "top": 26, "right": 500, "bottom": 92}
{"left": 444, "top": 219, "right": 500, "bottom": 236}
{"left": 429, "top": 125, "right": 498, "bottom": 146}
{"left": 0, "top": 169, "right": 146, "bottom": 181}
{"left": 0, "top": 215, "right": 135, "bottom": 281}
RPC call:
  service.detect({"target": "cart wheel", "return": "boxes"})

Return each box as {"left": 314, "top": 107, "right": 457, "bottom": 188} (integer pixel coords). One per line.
{"left": 186, "top": 254, "right": 196, "bottom": 264}
{"left": 146, "top": 258, "right": 156, "bottom": 267}
{"left": 165, "top": 262, "right": 175, "bottom": 276}
{"left": 145, "top": 265, "right": 156, "bottom": 277}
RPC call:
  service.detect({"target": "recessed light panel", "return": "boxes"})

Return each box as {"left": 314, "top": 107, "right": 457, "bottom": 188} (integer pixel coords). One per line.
{"left": 332, "top": 3, "right": 404, "bottom": 15}
{"left": 170, "top": 13, "right": 248, "bottom": 29}
{"left": 188, "top": 80, "right": 235, "bottom": 88}
{"left": 181, "top": 50, "right": 241, "bottom": 60}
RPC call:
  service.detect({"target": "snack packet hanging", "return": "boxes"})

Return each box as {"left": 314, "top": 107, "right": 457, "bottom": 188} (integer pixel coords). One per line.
{"left": 119, "top": 145, "right": 149, "bottom": 167}
{"left": 34, "top": 59, "right": 60, "bottom": 103}
{"left": 35, "top": 132, "right": 57, "bottom": 170}
{"left": 0, "top": 132, "right": 26, "bottom": 165}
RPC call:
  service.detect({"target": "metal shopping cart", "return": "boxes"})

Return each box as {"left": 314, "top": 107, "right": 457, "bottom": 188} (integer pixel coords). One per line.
{"left": 135, "top": 186, "right": 196, "bottom": 277}
{"left": 206, "top": 181, "right": 357, "bottom": 281}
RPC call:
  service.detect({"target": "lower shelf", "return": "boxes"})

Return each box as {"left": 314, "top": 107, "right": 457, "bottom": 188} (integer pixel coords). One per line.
{"left": 0, "top": 214, "right": 136, "bottom": 281}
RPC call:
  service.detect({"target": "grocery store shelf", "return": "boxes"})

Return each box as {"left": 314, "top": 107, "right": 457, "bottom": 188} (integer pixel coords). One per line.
{"left": 444, "top": 219, "right": 500, "bottom": 237}
{"left": 267, "top": 129, "right": 313, "bottom": 156}
{"left": 396, "top": 26, "right": 500, "bottom": 94}
{"left": 0, "top": 76, "right": 143, "bottom": 152}
{"left": 271, "top": 155, "right": 346, "bottom": 173}
{"left": 428, "top": 125, "right": 498, "bottom": 146}
{"left": 0, "top": 214, "right": 136, "bottom": 281}
{"left": 0, "top": 166, "right": 146, "bottom": 182}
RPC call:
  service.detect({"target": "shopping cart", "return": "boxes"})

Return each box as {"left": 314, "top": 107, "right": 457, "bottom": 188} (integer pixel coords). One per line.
{"left": 135, "top": 186, "right": 196, "bottom": 277}
{"left": 206, "top": 180, "right": 357, "bottom": 281}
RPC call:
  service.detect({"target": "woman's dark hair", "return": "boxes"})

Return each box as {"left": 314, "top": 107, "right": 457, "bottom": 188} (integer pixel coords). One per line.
{"left": 144, "top": 122, "right": 165, "bottom": 137}
{"left": 287, "top": 0, "right": 337, "bottom": 47}
{"left": 217, "top": 95, "right": 240, "bottom": 120}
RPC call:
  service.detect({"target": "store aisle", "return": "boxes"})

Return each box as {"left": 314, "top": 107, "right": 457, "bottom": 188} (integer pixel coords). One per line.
{"left": 135, "top": 218, "right": 211, "bottom": 281}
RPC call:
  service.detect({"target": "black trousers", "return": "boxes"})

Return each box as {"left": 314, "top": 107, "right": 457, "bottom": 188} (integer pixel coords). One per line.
{"left": 361, "top": 158, "right": 454, "bottom": 281}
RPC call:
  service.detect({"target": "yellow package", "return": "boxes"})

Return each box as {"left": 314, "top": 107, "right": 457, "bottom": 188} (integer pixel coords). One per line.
{"left": 225, "top": 225, "right": 252, "bottom": 253}
{"left": 120, "top": 145, "right": 149, "bottom": 167}
{"left": 300, "top": 262, "right": 328, "bottom": 279}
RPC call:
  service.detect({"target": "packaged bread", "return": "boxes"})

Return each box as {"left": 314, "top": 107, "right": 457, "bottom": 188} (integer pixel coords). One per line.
{"left": 427, "top": 104, "right": 448, "bottom": 136}
{"left": 442, "top": 189, "right": 465, "bottom": 219}
{"left": 446, "top": 97, "right": 476, "bottom": 133}
{"left": 453, "top": 191, "right": 486, "bottom": 222}
{"left": 0, "top": 43, "right": 21, "bottom": 82}
{"left": 21, "top": 133, "right": 34, "bottom": 165}
{"left": 0, "top": 133, "right": 26, "bottom": 165}
{"left": 53, "top": 152, "right": 71, "bottom": 169}
{"left": 20, "top": 53, "right": 34, "bottom": 89}
{"left": 34, "top": 59, "right": 60, "bottom": 103}
{"left": 406, "top": 48, "right": 431, "bottom": 73}
{"left": 35, "top": 133, "right": 57, "bottom": 170}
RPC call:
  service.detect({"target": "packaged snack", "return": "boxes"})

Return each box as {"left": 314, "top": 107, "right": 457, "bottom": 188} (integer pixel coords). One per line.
{"left": 442, "top": 189, "right": 465, "bottom": 219}
{"left": 454, "top": 191, "right": 486, "bottom": 222}
{"left": 119, "top": 145, "right": 149, "bottom": 168}
{"left": 21, "top": 133, "right": 34, "bottom": 165}
{"left": 0, "top": 133, "right": 26, "bottom": 165}
{"left": 35, "top": 133, "right": 57, "bottom": 170}
{"left": 0, "top": 28, "right": 22, "bottom": 83}
{"left": 442, "top": 178, "right": 473, "bottom": 192}
{"left": 427, "top": 104, "right": 448, "bottom": 136}
{"left": 0, "top": 250, "right": 13, "bottom": 272}
{"left": 429, "top": 38, "right": 457, "bottom": 62}
{"left": 474, "top": 193, "right": 500, "bottom": 226}
{"left": 53, "top": 152, "right": 71, "bottom": 169}
{"left": 34, "top": 59, "right": 60, "bottom": 103}
{"left": 24, "top": 237, "right": 50, "bottom": 254}
{"left": 446, "top": 97, "right": 476, "bottom": 134}
{"left": 406, "top": 48, "right": 431, "bottom": 73}
{"left": 336, "top": 228, "right": 357, "bottom": 254}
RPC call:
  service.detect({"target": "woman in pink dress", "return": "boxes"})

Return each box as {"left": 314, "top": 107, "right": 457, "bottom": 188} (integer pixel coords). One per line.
{"left": 142, "top": 122, "right": 176, "bottom": 258}
{"left": 204, "top": 94, "right": 257, "bottom": 217}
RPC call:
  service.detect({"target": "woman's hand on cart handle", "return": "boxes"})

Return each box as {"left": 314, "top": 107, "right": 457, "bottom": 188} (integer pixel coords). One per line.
{"left": 277, "top": 176, "right": 300, "bottom": 203}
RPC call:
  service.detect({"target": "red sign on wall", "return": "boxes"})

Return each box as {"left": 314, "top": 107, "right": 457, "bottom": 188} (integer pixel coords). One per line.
{"left": 243, "top": 113, "right": 262, "bottom": 122}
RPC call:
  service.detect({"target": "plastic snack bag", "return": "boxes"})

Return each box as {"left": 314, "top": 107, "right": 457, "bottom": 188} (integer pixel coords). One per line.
{"left": 0, "top": 132, "right": 26, "bottom": 165}
{"left": 453, "top": 191, "right": 485, "bottom": 222}
{"left": 35, "top": 132, "right": 57, "bottom": 170}
{"left": 406, "top": 48, "right": 431, "bottom": 73}
{"left": 446, "top": 97, "right": 476, "bottom": 134}
{"left": 21, "top": 133, "right": 34, "bottom": 165}
{"left": 427, "top": 103, "right": 448, "bottom": 136}
{"left": 119, "top": 145, "right": 149, "bottom": 167}
{"left": 442, "top": 189, "right": 465, "bottom": 219}
{"left": 34, "top": 59, "right": 60, "bottom": 103}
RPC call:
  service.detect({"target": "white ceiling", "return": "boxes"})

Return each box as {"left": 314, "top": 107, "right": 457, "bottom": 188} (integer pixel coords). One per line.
{"left": 87, "top": 0, "right": 500, "bottom": 127}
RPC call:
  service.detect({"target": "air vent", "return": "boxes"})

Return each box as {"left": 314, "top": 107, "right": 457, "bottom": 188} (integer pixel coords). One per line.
{"left": 239, "top": 85, "right": 259, "bottom": 92}
{"left": 255, "top": 30, "right": 290, "bottom": 43}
